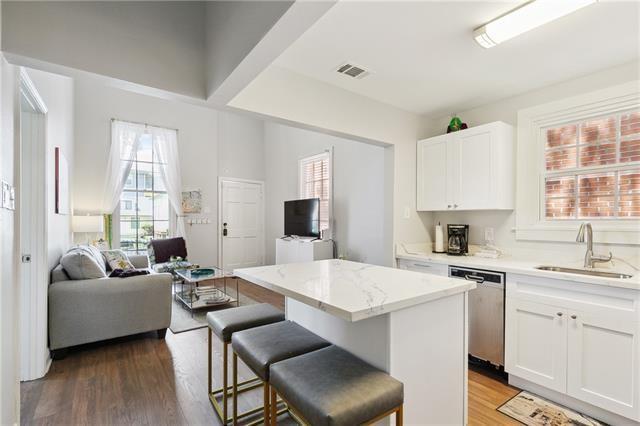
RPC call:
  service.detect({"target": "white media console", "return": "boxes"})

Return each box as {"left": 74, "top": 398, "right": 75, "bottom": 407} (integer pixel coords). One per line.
{"left": 275, "top": 238, "right": 333, "bottom": 264}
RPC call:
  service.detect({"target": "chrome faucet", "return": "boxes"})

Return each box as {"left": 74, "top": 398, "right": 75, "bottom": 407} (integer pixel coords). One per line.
{"left": 576, "top": 222, "right": 612, "bottom": 269}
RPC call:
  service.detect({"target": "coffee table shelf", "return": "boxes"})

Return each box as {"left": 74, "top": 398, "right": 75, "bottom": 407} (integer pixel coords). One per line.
{"left": 174, "top": 267, "right": 239, "bottom": 314}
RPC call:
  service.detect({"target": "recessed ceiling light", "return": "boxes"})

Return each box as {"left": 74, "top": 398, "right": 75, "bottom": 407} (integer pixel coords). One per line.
{"left": 474, "top": 0, "right": 598, "bottom": 49}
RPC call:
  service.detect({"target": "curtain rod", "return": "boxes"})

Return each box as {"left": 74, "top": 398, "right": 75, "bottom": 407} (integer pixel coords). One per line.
{"left": 111, "top": 117, "right": 179, "bottom": 133}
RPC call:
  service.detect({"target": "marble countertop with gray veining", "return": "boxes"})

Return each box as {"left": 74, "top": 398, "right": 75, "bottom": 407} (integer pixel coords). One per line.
{"left": 234, "top": 259, "right": 475, "bottom": 322}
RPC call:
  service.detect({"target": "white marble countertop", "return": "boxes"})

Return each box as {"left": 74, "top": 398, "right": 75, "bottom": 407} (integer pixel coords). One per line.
{"left": 396, "top": 244, "right": 640, "bottom": 291}
{"left": 234, "top": 259, "right": 476, "bottom": 322}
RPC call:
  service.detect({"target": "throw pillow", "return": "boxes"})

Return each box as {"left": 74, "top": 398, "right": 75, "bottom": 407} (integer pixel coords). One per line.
{"left": 102, "top": 249, "right": 135, "bottom": 271}
{"left": 60, "top": 246, "right": 108, "bottom": 280}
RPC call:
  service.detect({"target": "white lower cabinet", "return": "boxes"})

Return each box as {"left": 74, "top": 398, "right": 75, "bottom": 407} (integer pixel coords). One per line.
{"left": 505, "top": 274, "right": 640, "bottom": 422}
{"left": 505, "top": 299, "right": 567, "bottom": 393}
{"left": 567, "top": 310, "right": 639, "bottom": 420}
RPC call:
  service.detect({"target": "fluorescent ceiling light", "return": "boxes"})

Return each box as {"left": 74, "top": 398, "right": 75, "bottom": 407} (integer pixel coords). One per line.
{"left": 474, "top": 0, "right": 598, "bottom": 48}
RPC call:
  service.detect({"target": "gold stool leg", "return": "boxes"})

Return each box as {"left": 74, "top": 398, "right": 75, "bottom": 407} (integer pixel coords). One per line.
{"left": 223, "top": 341, "right": 228, "bottom": 424}
{"left": 208, "top": 328, "right": 213, "bottom": 394}
{"left": 263, "top": 382, "right": 270, "bottom": 425}
{"left": 396, "top": 405, "right": 403, "bottom": 426}
{"left": 233, "top": 352, "right": 238, "bottom": 425}
{"left": 270, "top": 386, "right": 277, "bottom": 426}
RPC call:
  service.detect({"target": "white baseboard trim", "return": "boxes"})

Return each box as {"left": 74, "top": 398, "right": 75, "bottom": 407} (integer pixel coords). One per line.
{"left": 509, "top": 375, "right": 636, "bottom": 426}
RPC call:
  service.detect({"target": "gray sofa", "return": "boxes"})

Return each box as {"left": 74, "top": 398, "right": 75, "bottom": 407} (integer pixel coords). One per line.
{"left": 48, "top": 254, "right": 172, "bottom": 358}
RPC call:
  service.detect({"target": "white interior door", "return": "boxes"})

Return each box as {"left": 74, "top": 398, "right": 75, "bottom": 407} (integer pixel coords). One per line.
{"left": 219, "top": 179, "right": 264, "bottom": 271}
{"left": 19, "top": 82, "right": 49, "bottom": 381}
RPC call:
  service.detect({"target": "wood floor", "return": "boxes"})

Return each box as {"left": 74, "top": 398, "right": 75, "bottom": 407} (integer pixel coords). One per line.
{"left": 21, "top": 281, "right": 520, "bottom": 425}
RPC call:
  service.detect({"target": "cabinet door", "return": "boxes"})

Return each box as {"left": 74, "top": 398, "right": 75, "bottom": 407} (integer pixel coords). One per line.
{"left": 417, "top": 136, "right": 448, "bottom": 211}
{"left": 453, "top": 126, "right": 494, "bottom": 209}
{"left": 505, "top": 298, "right": 567, "bottom": 393}
{"left": 567, "top": 311, "right": 640, "bottom": 421}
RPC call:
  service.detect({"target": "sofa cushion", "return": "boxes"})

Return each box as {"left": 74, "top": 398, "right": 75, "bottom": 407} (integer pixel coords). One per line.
{"left": 60, "top": 246, "right": 107, "bottom": 280}
{"left": 102, "top": 249, "right": 135, "bottom": 271}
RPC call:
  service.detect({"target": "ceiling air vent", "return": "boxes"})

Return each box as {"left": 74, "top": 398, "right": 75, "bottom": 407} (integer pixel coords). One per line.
{"left": 336, "top": 63, "right": 369, "bottom": 79}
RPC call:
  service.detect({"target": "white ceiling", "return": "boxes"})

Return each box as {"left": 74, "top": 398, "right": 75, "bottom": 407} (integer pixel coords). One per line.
{"left": 273, "top": 1, "right": 640, "bottom": 117}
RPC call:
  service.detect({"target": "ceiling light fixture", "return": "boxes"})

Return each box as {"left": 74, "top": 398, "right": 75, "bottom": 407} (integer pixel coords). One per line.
{"left": 474, "top": 0, "right": 598, "bottom": 49}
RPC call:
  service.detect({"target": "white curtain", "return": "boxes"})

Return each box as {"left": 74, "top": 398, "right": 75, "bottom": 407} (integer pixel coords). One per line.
{"left": 102, "top": 120, "right": 145, "bottom": 213}
{"left": 150, "top": 125, "right": 186, "bottom": 238}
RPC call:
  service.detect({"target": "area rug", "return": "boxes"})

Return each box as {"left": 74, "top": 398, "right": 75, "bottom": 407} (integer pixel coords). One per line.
{"left": 170, "top": 285, "right": 258, "bottom": 334}
{"left": 498, "top": 391, "right": 607, "bottom": 426}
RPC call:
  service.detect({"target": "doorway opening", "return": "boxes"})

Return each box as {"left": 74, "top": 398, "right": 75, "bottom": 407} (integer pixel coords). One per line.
{"left": 19, "top": 69, "right": 49, "bottom": 381}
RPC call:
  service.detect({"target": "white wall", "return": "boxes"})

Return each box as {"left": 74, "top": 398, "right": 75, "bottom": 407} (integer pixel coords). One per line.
{"left": 218, "top": 111, "right": 265, "bottom": 181}
{"left": 0, "top": 55, "right": 20, "bottom": 426}
{"left": 25, "top": 68, "right": 74, "bottom": 270}
{"left": 2, "top": 2, "right": 206, "bottom": 99}
{"left": 230, "top": 65, "right": 432, "bottom": 265}
{"left": 264, "top": 122, "right": 387, "bottom": 266}
{"left": 73, "top": 79, "right": 266, "bottom": 267}
{"left": 423, "top": 61, "right": 640, "bottom": 264}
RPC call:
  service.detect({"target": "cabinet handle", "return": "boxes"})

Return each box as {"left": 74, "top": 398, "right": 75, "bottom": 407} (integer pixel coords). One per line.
{"left": 556, "top": 312, "right": 563, "bottom": 317}
{"left": 570, "top": 314, "right": 577, "bottom": 320}
{"left": 447, "top": 205, "right": 452, "bottom": 209}
{"left": 454, "top": 204, "right": 458, "bottom": 208}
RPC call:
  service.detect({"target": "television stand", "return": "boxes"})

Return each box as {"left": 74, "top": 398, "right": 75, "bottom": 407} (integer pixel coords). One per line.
{"left": 275, "top": 238, "right": 333, "bottom": 264}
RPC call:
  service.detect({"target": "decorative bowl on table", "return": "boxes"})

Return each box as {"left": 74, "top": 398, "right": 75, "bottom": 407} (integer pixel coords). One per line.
{"left": 190, "top": 268, "right": 216, "bottom": 277}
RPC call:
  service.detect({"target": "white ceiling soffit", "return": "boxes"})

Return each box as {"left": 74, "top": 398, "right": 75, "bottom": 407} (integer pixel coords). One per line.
{"left": 273, "top": 1, "right": 640, "bottom": 117}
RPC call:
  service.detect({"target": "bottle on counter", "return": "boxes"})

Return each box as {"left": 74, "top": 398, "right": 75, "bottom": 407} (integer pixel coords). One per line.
{"left": 434, "top": 222, "right": 444, "bottom": 253}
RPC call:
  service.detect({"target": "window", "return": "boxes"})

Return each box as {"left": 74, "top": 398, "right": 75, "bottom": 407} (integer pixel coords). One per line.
{"left": 119, "top": 133, "right": 170, "bottom": 254}
{"left": 543, "top": 111, "right": 640, "bottom": 220}
{"left": 299, "top": 151, "right": 332, "bottom": 234}
{"left": 516, "top": 81, "right": 640, "bottom": 244}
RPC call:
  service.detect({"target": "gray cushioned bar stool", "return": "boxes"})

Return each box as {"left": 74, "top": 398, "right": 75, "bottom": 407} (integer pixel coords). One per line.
{"left": 207, "top": 303, "right": 285, "bottom": 424}
{"left": 231, "top": 320, "right": 332, "bottom": 425}
{"left": 269, "top": 345, "right": 404, "bottom": 426}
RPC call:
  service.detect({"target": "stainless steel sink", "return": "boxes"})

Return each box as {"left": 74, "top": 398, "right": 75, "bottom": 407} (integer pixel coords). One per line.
{"left": 535, "top": 265, "right": 633, "bottom": 279}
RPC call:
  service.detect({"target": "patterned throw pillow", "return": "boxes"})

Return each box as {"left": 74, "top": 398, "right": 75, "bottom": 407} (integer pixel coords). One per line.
{"left": 102, "top": 249, "right": 135, "bottom": 271}
{"left": 147, "top": 242, "right": 156, "bottom": 266}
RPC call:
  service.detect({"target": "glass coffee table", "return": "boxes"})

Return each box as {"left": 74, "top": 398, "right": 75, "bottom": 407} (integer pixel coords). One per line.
{"left": 174, "top": 267, "right": 239, "bottom": 314}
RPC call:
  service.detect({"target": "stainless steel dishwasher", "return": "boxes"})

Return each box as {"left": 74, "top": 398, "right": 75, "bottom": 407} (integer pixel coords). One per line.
{"left": 449, "top": 266, "right": 505, "bottom": 367}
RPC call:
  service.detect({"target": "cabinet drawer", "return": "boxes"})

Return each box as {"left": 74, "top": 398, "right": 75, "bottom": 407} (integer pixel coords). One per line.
{"left": 506, "top": 273, "right": 639, "bottom": 321}
{"left": 397, "top": 259, "right": 448, "bottom": 277}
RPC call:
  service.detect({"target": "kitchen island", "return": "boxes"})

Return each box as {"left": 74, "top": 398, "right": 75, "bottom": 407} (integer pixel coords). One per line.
{"left": 234, "top": 259, "right": 476, "bottom": 425}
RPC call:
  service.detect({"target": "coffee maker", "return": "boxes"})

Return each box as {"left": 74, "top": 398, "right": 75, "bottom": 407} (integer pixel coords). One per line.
{"left": 447, "top": 224, "right": 469, "bottom": 255}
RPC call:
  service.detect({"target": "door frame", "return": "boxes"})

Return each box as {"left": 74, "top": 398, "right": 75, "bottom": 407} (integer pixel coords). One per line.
{"left": 217, "top": 177, "right": 265, "bottom": 270}
{"left": 18, "top": 67, "right": 50, "bottom": 380}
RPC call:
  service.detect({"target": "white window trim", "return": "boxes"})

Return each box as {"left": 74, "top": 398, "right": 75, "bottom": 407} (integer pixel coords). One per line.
{"left": 516, "top": 81, "right": 640, "bottom": 245}
{"left": 298, "top": 149, "right": 334, "bottom": 238}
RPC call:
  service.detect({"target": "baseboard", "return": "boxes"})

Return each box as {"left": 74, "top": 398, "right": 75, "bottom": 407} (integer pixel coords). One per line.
{"left": 509, "top": 375, "right": 636, "bottom": 426}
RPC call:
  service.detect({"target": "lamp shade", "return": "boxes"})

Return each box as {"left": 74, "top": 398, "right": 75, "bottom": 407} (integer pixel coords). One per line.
{"left": 72, "top": 215, "right": 104, "bottom": 233}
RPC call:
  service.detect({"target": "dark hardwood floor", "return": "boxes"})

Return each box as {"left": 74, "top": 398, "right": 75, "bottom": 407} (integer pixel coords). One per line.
{"left": 21, "top": 281, "right": 519, "bottom": 425}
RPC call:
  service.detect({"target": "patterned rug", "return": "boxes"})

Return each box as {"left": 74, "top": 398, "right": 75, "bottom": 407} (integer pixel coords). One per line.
{"left": 170, "top": 285, "right": 258, "bottom": 334}
{"left": 498, "top": 391, "right": 607, "bottom": 426}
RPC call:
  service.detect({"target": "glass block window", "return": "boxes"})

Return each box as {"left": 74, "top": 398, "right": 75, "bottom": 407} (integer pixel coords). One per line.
{"left": 543, "top": 110, "right": 640, "bottom": 219}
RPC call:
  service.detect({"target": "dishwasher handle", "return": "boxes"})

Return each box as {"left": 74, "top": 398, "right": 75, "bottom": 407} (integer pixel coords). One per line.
{"left": 464, "top": 274, "right": 485, "bottom": 283}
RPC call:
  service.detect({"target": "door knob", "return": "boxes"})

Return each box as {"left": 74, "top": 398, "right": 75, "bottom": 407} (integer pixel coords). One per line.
{"left": 223, "top": 223, "right": 228, "bottom": 237}
{"left": 447, "top": 205, "right": 452, "bottom": 209}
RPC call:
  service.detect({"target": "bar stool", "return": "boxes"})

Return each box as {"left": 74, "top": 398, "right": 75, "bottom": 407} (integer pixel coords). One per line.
{"left": 231, "top": 320, "right": 332, "bottom": 425}
{"left": 269, "top": 345, "right": 404, "bottom": 426}
{"left": 206, "top": 303, "right": 285, "bottom": 424}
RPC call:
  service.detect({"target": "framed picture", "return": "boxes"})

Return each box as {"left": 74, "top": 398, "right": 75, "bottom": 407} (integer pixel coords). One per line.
{"left": 55, "top": 147, "right": 70, "bottom": 215}
{"left": 181, "top": 189, "right": 202, "bottom": 214}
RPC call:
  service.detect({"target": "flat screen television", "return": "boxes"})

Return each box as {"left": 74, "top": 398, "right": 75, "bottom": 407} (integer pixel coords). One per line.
{"left": 284, "top": 198, "right": 320, "bottom": 238}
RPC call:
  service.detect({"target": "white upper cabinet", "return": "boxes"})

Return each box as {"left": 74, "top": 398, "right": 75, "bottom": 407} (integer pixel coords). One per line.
{"left": 417, "top": 121, "right": 515, "bottom": 211}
